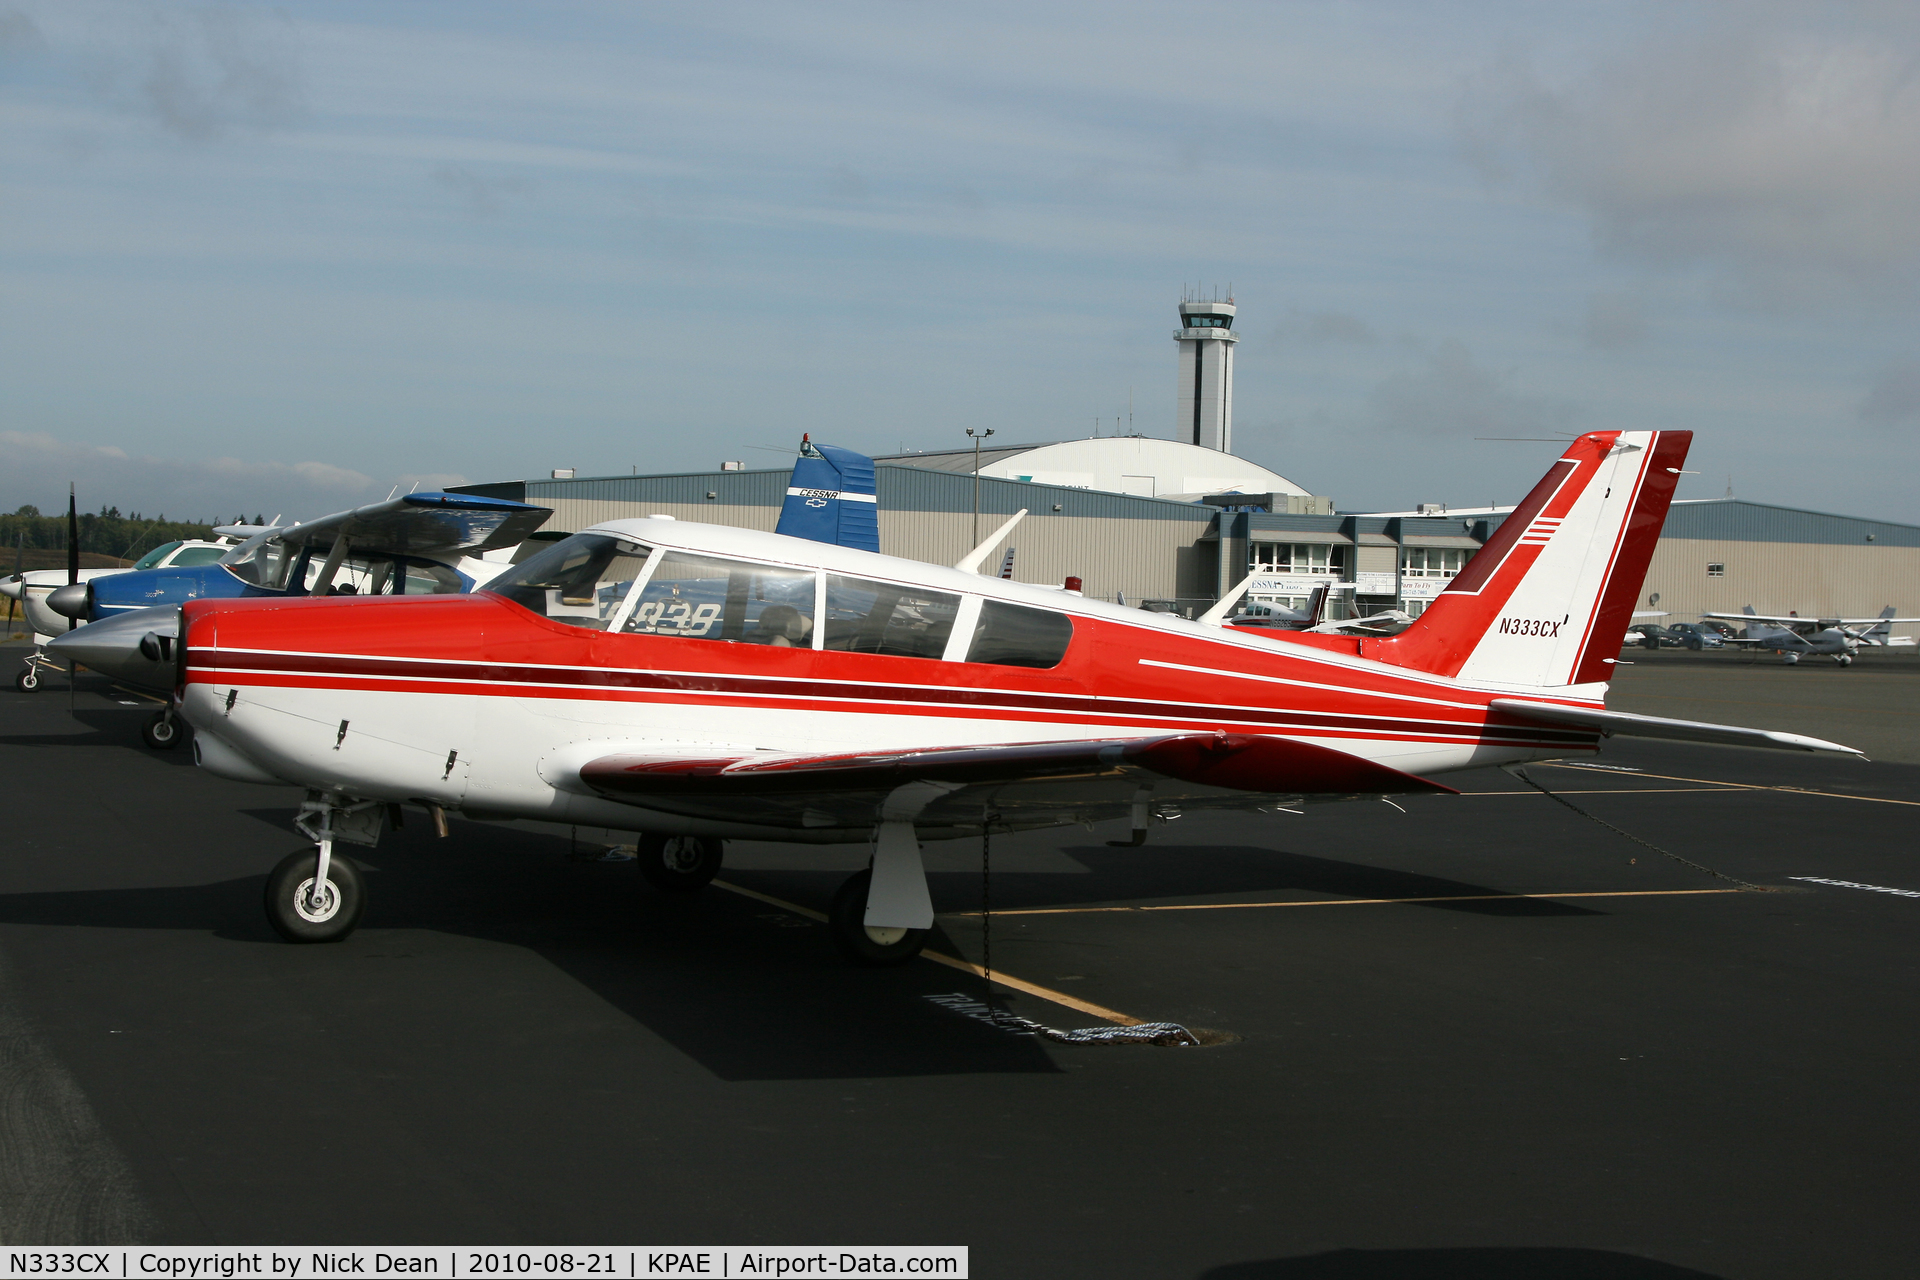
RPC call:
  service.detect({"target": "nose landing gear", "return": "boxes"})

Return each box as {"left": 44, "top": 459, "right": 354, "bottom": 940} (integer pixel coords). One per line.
{"left": 140, "top": 707, "right": 184, "bottom": 749}
{"left": 265, "top": 846, "right": 366, "bottom": 943}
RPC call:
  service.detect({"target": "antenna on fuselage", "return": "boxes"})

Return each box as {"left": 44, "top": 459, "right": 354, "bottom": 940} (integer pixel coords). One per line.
{"left": 954, "top": 509, "right": 1027, "bottom": 574}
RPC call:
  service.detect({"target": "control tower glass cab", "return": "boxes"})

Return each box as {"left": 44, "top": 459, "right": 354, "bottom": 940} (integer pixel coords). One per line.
{"left": 1175, "top": 299, "right": 1239, "bottom": 452}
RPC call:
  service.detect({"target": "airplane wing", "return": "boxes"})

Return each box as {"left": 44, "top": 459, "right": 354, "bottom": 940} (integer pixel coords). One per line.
{"left": 1489, "top": 699, "right": 1862, "bottom": 756}
{"left": 574, "top": 732, "right": 1457, "bottom": 835}
{"left": 1703, "top": 611, "right": 1920, "bottom": 627}
{"left": 276, "top": 492, "right": 551, "bottom": 557}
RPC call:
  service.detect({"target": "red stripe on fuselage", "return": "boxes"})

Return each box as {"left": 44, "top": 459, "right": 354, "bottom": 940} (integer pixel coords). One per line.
{"left": 180, "top": 593, "right": 1597, "bottom": 754}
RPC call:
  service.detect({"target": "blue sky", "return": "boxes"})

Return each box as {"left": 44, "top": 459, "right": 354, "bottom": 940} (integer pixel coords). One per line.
{"left": 3, "top": 1, "right": 1918, "bottom": 523}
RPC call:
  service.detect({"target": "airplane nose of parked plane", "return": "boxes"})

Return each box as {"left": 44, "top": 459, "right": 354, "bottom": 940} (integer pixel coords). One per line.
{"left": 46, "top": 581, "right": 91, "bottom": 619}
{"left": 46, "top": 607, "right": 178, "bottom": 694}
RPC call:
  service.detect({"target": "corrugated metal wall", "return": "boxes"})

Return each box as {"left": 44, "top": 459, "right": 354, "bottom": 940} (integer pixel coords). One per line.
{"left": 525, "top": 468, "right": 1217, "bottom": 604}
{"left": 1644, "top": 539, "right": 1920, "bottom": 639}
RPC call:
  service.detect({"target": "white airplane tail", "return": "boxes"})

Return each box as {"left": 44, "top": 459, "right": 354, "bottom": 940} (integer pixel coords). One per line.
{"left": 1366, "top": 430, "right": 1691, "bottom": 688}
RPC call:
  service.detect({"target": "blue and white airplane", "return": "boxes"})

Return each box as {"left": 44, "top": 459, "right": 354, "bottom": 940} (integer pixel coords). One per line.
{"left": 40, "top": 490, "right": 550, "bottom": 745}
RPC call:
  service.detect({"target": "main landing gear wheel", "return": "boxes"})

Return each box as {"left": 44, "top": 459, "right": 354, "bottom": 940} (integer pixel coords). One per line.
{"left": 141, "top": 709, "right": 183, "bottom": 750}
{"left": 1837, "top": 654, "right": 1854, "bottom": 667}
{"left": 265, "top": 847, "right": 366, "bottom": 943}
{"left": 636, "top": 833, "right": 724, "bottom": 893}
{"left": 829, "top": 868, "right": 928, "bottom": 967}
{"left": 15, "top": 668, "right": 39, "bottom": 692}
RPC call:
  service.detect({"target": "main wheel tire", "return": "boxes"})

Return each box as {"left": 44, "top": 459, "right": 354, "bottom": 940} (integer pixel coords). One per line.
{"left": 141, "top": 710, "right": 183, "bottom": 750}
{"left": 264, "top": 848, "right": 366, "bottom": 943}
{"left": 829, "top": 868, "right": 929, "bottom": 967}
{"left": 636, "top": 833, "right": 723, "bottom": 893}
{"left": 15, "top": 669, "right": 39, "bottom": 692}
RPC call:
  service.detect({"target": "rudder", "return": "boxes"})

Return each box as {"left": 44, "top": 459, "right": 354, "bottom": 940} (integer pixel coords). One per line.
{"left": 1364, "top": 430, "right": 1691, "bottom": 687}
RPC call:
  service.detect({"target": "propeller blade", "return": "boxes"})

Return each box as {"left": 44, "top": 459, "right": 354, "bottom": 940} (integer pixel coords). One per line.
{"left": 66, "top": 484, "right": 79, "bottom": 585}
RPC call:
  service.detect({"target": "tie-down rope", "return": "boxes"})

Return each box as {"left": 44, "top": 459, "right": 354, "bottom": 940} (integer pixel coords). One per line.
{"left": 1503, "top": 765, "right": 1777, "bottom": 892}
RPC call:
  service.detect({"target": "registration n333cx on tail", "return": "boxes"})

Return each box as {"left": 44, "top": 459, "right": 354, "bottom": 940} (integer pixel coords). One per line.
{"left": 176, "top": 430, "right": 1857, "bottom": 961}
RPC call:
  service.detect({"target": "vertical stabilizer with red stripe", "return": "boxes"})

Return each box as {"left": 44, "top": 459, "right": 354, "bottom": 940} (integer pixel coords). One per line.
{"left": 1363, "top": 430, "right": 1691, "bottom": 687}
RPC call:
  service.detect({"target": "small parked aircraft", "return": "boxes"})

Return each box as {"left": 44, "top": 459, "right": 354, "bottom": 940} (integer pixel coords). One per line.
{"left": 42, "top": 490, "right": 550, "bottom": 745}
{"left": 155, "top": 430, "right": 1856, "bottom": 963}
{"left": 1703, "top": 605, "right": 1920, "bottom": 665}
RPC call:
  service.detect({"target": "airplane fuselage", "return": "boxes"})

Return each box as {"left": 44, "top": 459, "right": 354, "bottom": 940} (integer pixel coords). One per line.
{"left": 179, "top": 519, "right": 1600, "bottom": 844}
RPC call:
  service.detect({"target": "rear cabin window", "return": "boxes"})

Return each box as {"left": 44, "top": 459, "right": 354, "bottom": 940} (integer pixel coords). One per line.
{"left": 822, "top": 576, "right": 959, "bottom": 660}
{"left": 623, "top": 552, "right": 816, "bottom": 644}
{"left": 486, "top": 533, "right": 653, "bottom": 629}
{"left": 967, "top": 600, "right": 1073, "bottom": 669}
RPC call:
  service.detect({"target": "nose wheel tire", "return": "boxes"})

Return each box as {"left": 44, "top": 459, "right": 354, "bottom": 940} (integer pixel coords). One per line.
{"left": 636, "top": 833, "right": 724, "bottom": 893}
{"left": 829, "top": 869, "right": 929, "bottom": 967}
{"left": 14, "top": 669, "right": 38, "bottom": 692}
{"left": 265, "top": 848, "right": 366, "bottom": 943}
{"left": 141, "top": 710, "right": 183, "bottom": 750}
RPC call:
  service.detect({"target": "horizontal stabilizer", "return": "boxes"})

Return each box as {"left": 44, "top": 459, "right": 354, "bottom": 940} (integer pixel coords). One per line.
{"left": 1490, "top": 699, "right": 1862, "bottom": 756}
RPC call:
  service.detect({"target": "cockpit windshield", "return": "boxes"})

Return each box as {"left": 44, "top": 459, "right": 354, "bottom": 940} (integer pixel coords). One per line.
{"left": 484, "top": 533, "right": 654, "bottom": 629}
{"left": 132, "top": 541, "right": 182, "bottom": 570}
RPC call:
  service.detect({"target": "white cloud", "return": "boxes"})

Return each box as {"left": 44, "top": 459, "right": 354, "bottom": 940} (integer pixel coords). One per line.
{"left": 1858, "top": 359, "right": 1920, "bottom": 425}
{"left": 1461, "top": 7, "right": 1920, "bottom": 304}
{"left": 1365, "top": 340, "right": 1578, "bottom": 438}
{"left": 0, "top": 430, "right": 377, "bottom": 522}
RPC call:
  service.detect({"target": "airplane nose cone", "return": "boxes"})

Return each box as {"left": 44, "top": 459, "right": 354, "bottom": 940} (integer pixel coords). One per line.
{"left": 0, "top": 575, "right": 23, "bottom": 602}
{"left": 46, "top": 581, "right": 91, "bottom": 620}
{"left": 46, "top": 607, "right": 179, "bottom": 694}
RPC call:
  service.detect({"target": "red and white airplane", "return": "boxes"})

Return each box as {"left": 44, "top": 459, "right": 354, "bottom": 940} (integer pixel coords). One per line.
{"left": 174, "top": 430, "right": 1857, "bottom": 961}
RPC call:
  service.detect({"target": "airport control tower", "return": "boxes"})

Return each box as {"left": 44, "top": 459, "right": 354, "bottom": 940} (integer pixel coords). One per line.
{"left": 1175, "top": 294, "right": 1238, "bottom": 452}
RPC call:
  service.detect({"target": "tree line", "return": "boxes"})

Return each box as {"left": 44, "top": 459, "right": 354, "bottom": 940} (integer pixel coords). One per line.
{"left": 0, "top": 505, "right": 246, "bottom": 563}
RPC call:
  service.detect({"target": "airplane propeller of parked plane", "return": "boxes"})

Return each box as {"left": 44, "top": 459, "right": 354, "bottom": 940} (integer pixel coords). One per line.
{"left": 141, "top": 430, "right": 1858, "bottom": 964}
{"left": 43, "top": 490, "right": 550, "bottom": 746}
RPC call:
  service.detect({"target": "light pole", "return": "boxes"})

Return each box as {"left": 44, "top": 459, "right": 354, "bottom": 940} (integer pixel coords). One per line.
{"left": 965, "top": 427, "right": 994, "bottom": 549}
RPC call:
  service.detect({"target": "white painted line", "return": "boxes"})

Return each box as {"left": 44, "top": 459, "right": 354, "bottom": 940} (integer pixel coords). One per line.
{"left": 1789, "top": 876, "right": 1920, "bottom": 899}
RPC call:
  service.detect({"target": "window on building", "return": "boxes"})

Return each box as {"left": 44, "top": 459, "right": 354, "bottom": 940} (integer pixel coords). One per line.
{"left": 966, "top": 600, "right": 1073, "bottom": 669}
{"left": 822, "top": 576, "right": 959, "bottom": 660}
{"left": 1249, "top": 542, "right": 1344, "bottom": 575}
{"left": 1401, "top": 546, "right": 1468, "bottom": 578}
{"left": 624, "top": 552, "right": 816, "bottom": 643}
{"left": 1707, "top": 562, "right": 1725, "bottom": 577}
{"left": 487, "top": 533, "right": 655, "bottom": 629}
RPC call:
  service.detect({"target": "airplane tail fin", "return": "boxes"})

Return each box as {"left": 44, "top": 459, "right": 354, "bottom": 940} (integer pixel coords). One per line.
{"left": 775, "top": 435, "right": 881, "bottom": 553}
{"left": 1365, "top": 430, "right": 1691, "bottom": 688}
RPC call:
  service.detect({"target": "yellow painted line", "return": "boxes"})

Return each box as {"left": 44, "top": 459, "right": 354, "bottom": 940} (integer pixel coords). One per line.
{"left": 710, "top": 879, "right": 1143, "bottom": 1027}
{"left": 916, "top": 950, "right": 1142, "bottom": 1026}
{"left": 1457, "top": 787, "right": 1746, "bottom": 796}
{"left": 713, "top": 878, "right": 827, "bottom": 922}
{"left": 948, "top": 888, "right": 1741, "bottom": 918}
{"left": 1541, "top": 764, "right": 1920, "bottom": 808}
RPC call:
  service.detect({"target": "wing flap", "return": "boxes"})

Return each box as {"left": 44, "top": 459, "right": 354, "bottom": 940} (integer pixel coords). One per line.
{"left": 1489, "top": 698, "right": 1862, "bottom": 756}
{"left": 583, "top": 732, "right": 1456, "bottom": 797}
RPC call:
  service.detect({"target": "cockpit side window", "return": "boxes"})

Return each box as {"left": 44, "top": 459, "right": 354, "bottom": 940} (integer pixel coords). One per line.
{"left": 623, "top": 553, "right": 816, "bottom": 644}
{"left": 220, "top": 535, "right": 299, "bottom": 589}
{"left": 483, "top": 533, "right": 653, "bottom": 628}
{"left": 822, "top": 576, "right": 959, "bottom": 660}
{"left": 966, "top": 599, "right": 1073, "bottom": 669}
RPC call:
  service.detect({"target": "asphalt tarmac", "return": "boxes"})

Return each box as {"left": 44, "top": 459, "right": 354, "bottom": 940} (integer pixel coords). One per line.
{"left": 3, "top": 650, "right": 1918, "bottom": 1278}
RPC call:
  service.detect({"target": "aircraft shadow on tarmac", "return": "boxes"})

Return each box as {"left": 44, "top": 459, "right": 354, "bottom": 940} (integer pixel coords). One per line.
{"left": 1199, "top": 1247, "right": 1726, "bottom": 1279}
{"left": 738, "top": 844, "right": 1602, "bottom": 920}
{"left": 0, "top": 708, "right": 197, "bottom": 766}
{"left": 0, "top": 816, "right": 1068, "bottom": 1082}
{"left": 0, "top": 810, "right": 1609, "bottom": 1082}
